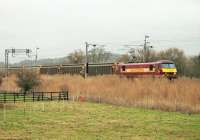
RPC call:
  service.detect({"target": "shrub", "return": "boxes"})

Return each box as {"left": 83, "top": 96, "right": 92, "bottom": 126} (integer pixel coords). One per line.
{"left": 16, "top": 70, "right": 41, "bottom": 93}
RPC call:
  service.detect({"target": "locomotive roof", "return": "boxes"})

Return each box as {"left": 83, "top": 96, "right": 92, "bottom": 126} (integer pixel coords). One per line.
{"left": 118, "top": 60, "right": 174, "bottom": 66}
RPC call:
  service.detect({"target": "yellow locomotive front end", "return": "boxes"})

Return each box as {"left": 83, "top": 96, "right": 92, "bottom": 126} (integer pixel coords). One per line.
{"left": 160, "top": 62, "right": 177, "bottom": 80}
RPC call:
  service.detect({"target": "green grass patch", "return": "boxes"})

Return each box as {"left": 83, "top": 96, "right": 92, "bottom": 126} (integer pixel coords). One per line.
{"left": 0, "top": 101, "right": 200, "bottom": 140}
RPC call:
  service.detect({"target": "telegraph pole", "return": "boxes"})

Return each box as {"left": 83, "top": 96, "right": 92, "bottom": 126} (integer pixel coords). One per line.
{"left": 84, "top": 42, "right": 105, "bottom": 78}
{"left": 5, "top": 50, "right": 9, "bottom": 76}
{"left": 143, "top": 35, "right": 153, "bottom": 62}
{"left": 143, "top": 35, "right": 149, "bottom": 62}
{"left": 85, "top": 42, "right": 89, "bottom": 78}
{"left": 84, "top": 42, "right": 97, "bottom": 78}
{"left": 144, "top": 35, "right": 149, "bottom": 51}
{"left": 35, "top": 47, "right": 40, "bottom": 65}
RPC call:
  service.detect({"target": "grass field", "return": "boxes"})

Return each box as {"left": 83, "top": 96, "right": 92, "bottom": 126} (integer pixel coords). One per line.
{"left": 0, "top": 101, "right": 200, "bottom": 140}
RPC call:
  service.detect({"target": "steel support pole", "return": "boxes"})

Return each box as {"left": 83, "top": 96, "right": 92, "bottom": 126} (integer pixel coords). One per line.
{"left": 85, "top": 42, "right": 89, "bottom": 78}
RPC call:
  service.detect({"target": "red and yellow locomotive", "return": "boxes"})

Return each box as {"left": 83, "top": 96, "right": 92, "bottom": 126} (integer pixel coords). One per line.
{"left": 114, "top": 60, "right": 177, "bottom": 80}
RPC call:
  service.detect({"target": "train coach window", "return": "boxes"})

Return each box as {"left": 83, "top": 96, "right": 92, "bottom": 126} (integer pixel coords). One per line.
{"left": 149, "top": 65, "right": 153, "bottom": 71}
{"left": 122, "top": 66, "right": 126, "bottom": 71}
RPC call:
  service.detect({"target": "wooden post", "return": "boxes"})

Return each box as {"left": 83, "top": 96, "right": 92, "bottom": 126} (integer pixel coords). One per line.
{"left": 14, "top": 93, "right": 16, "bottom": 103}
{"left": 51, "top": 92, "right": 53, "bottom": 101}
{"left": 59, "top": 93, "right": 61, "bottom": 101}
{"left": 4, "top": 93, "right": 6, "bottom": 103}
{"left": 66, "top": 91, "right": 69, "bottom": 100}
{"left": 24, "top": 92, "right": 25, "bottom": 102}
{"left": 33, "top": 92, "right": 35, "bottom": 102}
{"left": 37, "top": 95, "right": 40, "bottom": 101}
{"left": 63, "top": 92, "right": 66, "bottom": 100}
{"left": 42, "top": 93, "right": 44, "bottom": 101}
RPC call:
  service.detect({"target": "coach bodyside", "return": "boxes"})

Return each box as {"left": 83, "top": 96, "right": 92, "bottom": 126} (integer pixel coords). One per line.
{"left": 116, "top": 62, "right": 160, "bottom": 78}
{"left": 115, "top": 60, "right": 177, "bottom": 79}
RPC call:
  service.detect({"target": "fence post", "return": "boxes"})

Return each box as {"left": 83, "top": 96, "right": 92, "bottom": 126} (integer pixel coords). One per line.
{"left": 14, "top": 93, "right": 16, "bottom": 103}
{"left": 51, "top": 92, "right": 53, "bottom": 101}
{"left": 33, "top": 92, "right": 35, "bottom": 102}
{"left": 63, "top": 92, "right": 66, "bottom": 100}
{"left": 37, "top": 95, "right": 40, "bottom": 101}
{"left": 24, "top": 92, "right": 25, "bottom": 102}
{"left": 66, "top": 91, "right": 69, "bottom": 100}
{"left": 59, "top": 93, "right": 61, "bottom": 101}
{"left": 4, "top": 93, "right": 6, "bottom": 103}
{"left": 42, "top": 93, "right": 44, "bottom": 101}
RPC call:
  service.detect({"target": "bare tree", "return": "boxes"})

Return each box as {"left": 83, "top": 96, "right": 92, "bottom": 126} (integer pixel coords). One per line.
{"left": 88, "top": 47, "right": 111, "bottom": 63}
{"left": 116, "top": 54, "right": 129, "bottom": 63}
{"left": 189, "top": 54, "right": 200, "bottom": 78}
{"left": 158, "top": 48, "right": 187, "bottom": 76}
{"left": 67, "top": 49, "right": 85, "bottom": 64}
{"left": 127, "top": 48, "right": 157, "bottom": 63}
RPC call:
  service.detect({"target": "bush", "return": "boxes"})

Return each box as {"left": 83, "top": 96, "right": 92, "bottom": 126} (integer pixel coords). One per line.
{"left": 16, "top": 70, "right": 41, "bottom": 93}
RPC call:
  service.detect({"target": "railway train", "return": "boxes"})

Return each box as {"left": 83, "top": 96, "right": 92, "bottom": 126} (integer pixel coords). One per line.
{"left": 114, "top": 60, "right": 177, "bottom": 79}
{"left": 0, "top": 60, "right": 177, "bottom": 79}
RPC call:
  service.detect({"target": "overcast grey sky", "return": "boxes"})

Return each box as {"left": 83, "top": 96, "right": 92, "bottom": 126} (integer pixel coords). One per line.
{"left": 0, "top": 0, "right": 199, "bottom": 62}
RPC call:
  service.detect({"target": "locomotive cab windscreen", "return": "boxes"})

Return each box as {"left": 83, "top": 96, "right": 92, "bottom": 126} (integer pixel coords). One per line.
{"left": 160, "top": 62, "right": 177, "bottom": 79}
{"left": 161, "top": 63, "right": 176, "bottom": 69}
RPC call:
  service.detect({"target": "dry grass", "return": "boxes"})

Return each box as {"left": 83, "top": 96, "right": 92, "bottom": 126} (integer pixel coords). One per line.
{"left": 0, "top": 75, "right": 19, "bottom": 92}
{"left": 1, "top": 74, "right": 200, "bottom": 113}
